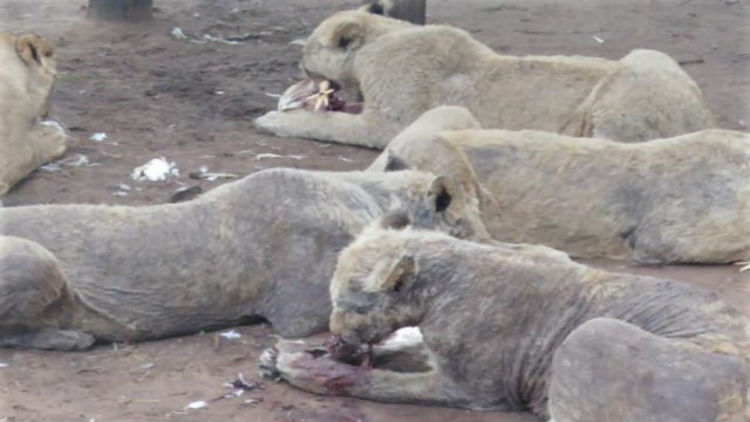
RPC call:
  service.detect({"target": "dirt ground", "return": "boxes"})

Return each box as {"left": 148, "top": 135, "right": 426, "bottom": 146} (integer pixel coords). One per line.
{"left": 1, "top": 0, "right": 749, "bottom": 421}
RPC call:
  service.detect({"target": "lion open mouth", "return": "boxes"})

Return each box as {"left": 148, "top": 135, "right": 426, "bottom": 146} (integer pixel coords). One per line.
{"left": 276, "top": 78, "right": 363, "bottom": 114}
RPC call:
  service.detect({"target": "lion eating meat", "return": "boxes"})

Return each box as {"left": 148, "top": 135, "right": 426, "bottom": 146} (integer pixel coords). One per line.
{"left": 261, "top": 220, "right": 749, "bottom": 421}
{"left": 255, "top": 10, "right": 714, "bottom": 148}
{"left": 0, "top": 32, "right": 68, "bottom": 195}
{"left": 0, "top": 166, "right": 488, "bottom": 350}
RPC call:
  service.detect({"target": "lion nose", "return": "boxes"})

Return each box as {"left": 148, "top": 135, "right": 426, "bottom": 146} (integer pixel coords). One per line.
{"left": 300, "top": 65, "right": 325, "bottom": 80}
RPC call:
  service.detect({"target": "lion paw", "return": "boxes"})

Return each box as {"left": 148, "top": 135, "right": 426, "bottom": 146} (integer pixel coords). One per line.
{"left": 254, "top": 111, "right": 291, "bottom": 136}
{"left": 257, "top": 347, "right": 281, "bottom": 381}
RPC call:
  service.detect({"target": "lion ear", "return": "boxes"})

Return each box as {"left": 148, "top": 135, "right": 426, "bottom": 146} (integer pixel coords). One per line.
{"left": 429, "top": 176, "right": 453, "bottom": 213}
{"left": 363, "top": 0, "right": 386, "bottom": 16}
{"left": 380, "top": 254, "right": 415, "bottom": 292}
{"left": 16, "top": 34, "right": 54, "bottom": 67}
{"left": 333, "top": 21, "right": 364, "bottom": 50}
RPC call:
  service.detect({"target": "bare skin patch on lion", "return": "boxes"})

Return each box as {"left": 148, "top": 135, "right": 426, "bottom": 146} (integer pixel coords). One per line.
{"left": 255, "top": 10, "right": 714, "bottom": 148}
{"left": 0, "top": 32, "right": 68, "bottom": 196}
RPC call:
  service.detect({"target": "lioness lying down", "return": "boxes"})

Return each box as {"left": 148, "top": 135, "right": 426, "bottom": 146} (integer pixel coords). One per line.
{"left": 369, "top": 106, "right": 750, "bottom": 264}
{"left": 0, "top": 32, "right": 68, "bottom": 195}
{"left": 0, "top": 166, "right": 487, "bottom": 350}
{"left": 255, "top": 10, "right": 713, "bottom": 148}
{"left": 261, "top": 222, "right": 750, "bottom": 421}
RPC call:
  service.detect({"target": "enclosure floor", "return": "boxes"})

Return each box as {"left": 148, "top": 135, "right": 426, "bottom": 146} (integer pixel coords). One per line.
{"left": 1, "top": 0, "right": 748, "bottom": 420}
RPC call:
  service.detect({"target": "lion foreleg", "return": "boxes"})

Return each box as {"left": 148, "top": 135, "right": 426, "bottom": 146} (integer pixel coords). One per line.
{"left": 260, "top": 339, "right": 465, "bottom": 406}
{"left": 254, "top": 110, "right": 396, "bottom": 149}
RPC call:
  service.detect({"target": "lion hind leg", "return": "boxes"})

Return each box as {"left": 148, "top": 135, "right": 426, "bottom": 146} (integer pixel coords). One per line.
{"left": 0, "top": 236, "right": 92, "bottom": 349}
{"left": 631, "top": 216, "right": 750, "bottom": 264}
{"left": 549, "top": 317, "right": 748, "bottom": 422}
{"left": 587, "top": 51, "right": 714, "bottom": 143}
{"left": 0, "top": 122, "right": 68, "bottom": 196}
{"left": 0, "top": 236, "right": 66, "bottom": 322}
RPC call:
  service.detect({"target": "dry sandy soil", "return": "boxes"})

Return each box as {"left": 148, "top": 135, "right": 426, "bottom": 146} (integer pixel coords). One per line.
{"left": 1, "top": 0, "right": 749, "bottom": 421}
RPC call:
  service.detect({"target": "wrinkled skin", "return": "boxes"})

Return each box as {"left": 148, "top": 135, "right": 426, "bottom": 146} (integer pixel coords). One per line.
{"left": 0, "top": 32, "right": 68, "bottom": 195}
{"left": 263, "top": 226, "right": 750, "bottom": 421}
{"left": 368, "top": 106, "right": 750, "bottom": 264}
{"left": 255, "top": 9, "right": 713, "bottom": 148}
{"left": 0, "top": 166, "right": 488, "bottom": 350}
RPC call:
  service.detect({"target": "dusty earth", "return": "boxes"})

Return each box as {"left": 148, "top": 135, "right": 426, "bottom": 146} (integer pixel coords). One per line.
{"left": 1, "top": 0, "right": 749, "bottom": 420}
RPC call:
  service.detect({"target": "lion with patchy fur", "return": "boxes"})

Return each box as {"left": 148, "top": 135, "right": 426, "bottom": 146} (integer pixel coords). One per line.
{"left": 368, "top": 106, "right": 750, "bottom": 264}
{"left": 0, "top": 166, "right": 487, "bottom": 350}
{"left": 255, "top": 10, "right": 713, "bottom": 148}
{"left": 263, "top": 221, "right": 749, "bottom": 421}
{"left": 0, "top": 32, "right": 68, "bottom": 195}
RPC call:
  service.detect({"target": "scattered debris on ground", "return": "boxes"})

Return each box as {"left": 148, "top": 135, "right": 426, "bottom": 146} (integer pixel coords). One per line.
{"left": 40, "top": 154, "right": 96, "bottom": 173}
{"left": 185, "top": 400, "right": 208, "bottom": 410}
{"left": 219, "top": 330, "right": 242, "bottom": 340}
{"left": 188, "top": 165, "right": 239, "bottom": 181}
{"left": 131, "top": 157, "right": 179, "bottom": 182}
{"left": 254, "top": 152, "right": 305, "bottom": 161}
{"left": 89, "top": 132, "right": 108, "bottom": 142}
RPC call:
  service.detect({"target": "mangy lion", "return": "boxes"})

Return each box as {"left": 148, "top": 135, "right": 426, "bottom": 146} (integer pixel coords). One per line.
{"left": 255, "top": 9, "right": 714, "bottom": 148}
{"left": 368, "top": 106, "right": 750, "bottom": 264}
{"left": 0, "top": 165, "right": 487, "bottom": 350}
{"left": 262, "top": 221, "right": 750, "bottom": 421}
{"left": 0, "top": 32, "right": 68, "bottom": 195}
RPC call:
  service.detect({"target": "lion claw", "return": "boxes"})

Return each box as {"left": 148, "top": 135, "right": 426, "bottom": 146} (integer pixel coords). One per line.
{"left": 257, "top": 347, "right": 281, "bottom": 381}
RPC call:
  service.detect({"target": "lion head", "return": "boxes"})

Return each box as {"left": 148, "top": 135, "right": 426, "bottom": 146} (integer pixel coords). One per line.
{"left": 300, "top": 10, "right": 410, "bottom": 91}
{"left": 377, "top": 158, "right": 490, "bottom": 242}
{"left": 1, "top": 32, "right": 57, "bottom": 119}
{"left": 328, "top": 218, "right": 428, "bottom": 346}
{"left": 1, "top": 32, "right": 63, "bottom": 195}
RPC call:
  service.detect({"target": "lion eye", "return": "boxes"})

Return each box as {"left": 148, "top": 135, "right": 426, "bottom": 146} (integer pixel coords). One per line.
{"left": 339, "top": 36, "right": 352, "bottom": 49}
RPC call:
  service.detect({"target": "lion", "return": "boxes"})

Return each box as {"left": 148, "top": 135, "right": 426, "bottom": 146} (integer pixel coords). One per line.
{"left": 367, "top": 106, "right": 750, "bottom": 264}
{"left": 261, "top": 220, "right": 750, "bottom": 421}
{"left": 254, "top": 9, "right": 714, "bottom": 148}
{"left": 0, "top": 32, "right": 68, "bottom": 195}
{"left": 0, "top": 165, "right": 488, "bottom": 350}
